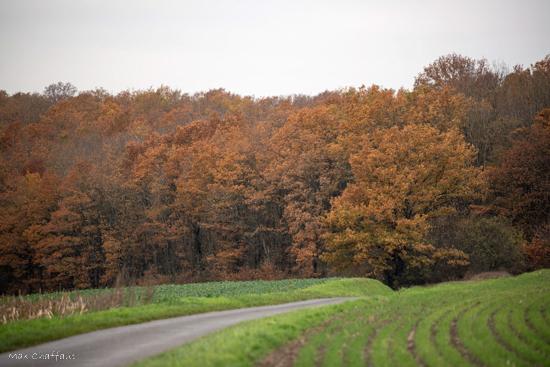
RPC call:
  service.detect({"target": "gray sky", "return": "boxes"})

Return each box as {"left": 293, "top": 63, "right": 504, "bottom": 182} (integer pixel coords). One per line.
{"left": 1, "top": 0, "right": 549, "bottom": 97}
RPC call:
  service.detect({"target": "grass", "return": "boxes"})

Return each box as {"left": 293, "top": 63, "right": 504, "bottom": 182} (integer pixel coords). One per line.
{"left": 0, "top": 278, "right": 342, "bottom": 324}
{"left": 133, "top": 269, "right": 550, "bottom": 367}
{"left": 132, "top": 299, "right": 383, "bottom": 367}
{"left": 1, "top": 278, "right": 339, "bottom": 304}
{"left": 0, "top": 277, "right": 390, "bottom": 353}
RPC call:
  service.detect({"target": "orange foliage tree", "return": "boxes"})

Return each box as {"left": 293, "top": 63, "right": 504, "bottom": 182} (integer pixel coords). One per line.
{"left": 322, "top": 124, "right": 484, "bottom": 286}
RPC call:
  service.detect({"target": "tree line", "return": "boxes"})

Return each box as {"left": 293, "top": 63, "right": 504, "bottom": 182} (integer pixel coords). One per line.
{"left": 1, "top": 54, "right": 549, "bottom": 293}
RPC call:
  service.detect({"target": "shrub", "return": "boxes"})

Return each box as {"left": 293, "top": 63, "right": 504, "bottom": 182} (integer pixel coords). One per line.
{"left": 430, "top": 216, "right": 524, "bottom": 277}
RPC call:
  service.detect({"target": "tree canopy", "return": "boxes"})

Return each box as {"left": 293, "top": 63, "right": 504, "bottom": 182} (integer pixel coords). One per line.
{"left": 1, "top": 54, "right": 549, "bottom": 292}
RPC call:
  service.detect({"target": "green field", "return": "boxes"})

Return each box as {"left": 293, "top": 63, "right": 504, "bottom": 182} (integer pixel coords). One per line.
{"left": 1, "top": 278, "right": 340, "bottom": 304}
{"left": 134, "top": 270, "right": 550, "bottom": 367}
{"left": 0, "top": 277, "right": 389, "bottom": 352}
{"left": 2, "top": 271, "right": 549, "bottom": 366}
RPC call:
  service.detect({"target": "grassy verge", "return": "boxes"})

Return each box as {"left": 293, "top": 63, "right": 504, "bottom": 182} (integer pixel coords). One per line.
{"left": 133, "top": 269, "right": 550, "bottom": 367}
{"left": 0, "top": 278, "right": 391, "bottom": 353}
{"left": 132, "top": 299, "right": 380, "bottom": 367}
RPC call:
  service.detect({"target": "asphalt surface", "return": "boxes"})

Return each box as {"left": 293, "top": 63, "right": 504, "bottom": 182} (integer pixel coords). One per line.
{"left": 0, "top": 297, "right": 353, "bottom": 367}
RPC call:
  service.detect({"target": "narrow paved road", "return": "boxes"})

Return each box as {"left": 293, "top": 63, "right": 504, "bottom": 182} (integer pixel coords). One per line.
{"left": 0, "top": 297, "right": 353, "bottom": 367}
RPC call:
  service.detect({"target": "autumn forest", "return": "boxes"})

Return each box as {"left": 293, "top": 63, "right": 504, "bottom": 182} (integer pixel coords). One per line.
{"left": 1, "top": 54, "right": 549, "bottom": 294}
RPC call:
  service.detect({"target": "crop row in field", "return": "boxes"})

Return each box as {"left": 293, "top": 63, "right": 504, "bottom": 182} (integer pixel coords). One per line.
{"left": 266, "top": 271, "right": 550, "bottom": 367}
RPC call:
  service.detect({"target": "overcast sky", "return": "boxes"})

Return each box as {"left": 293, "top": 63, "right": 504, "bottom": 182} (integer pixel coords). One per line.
{"left": 1, "top": 0, "right": 549, "bottom": 97}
